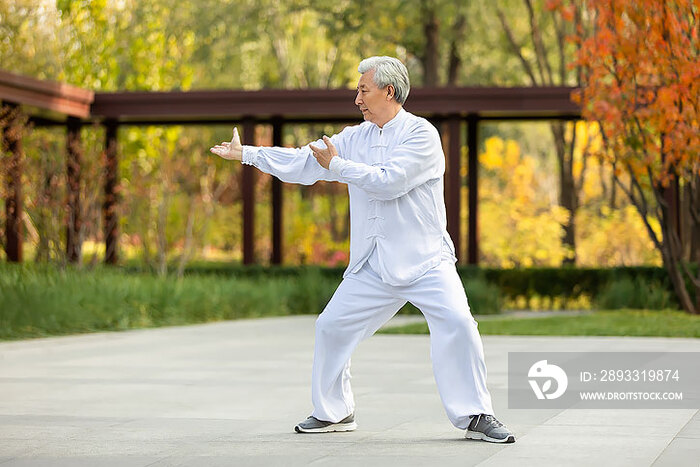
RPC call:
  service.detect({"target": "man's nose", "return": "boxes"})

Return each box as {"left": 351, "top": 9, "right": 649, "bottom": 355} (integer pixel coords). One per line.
{"left": 355, "top": 91, "right": 362, "bottom": 106}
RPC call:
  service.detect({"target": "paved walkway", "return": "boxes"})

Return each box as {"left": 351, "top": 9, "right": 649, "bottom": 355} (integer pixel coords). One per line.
{"left": 0, "top": 315, "right": 698, "bottom": 466}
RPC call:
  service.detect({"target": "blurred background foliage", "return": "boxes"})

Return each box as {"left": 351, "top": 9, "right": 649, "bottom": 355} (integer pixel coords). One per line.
{"left": 0, "top": 0, "right": 662, "bottom": 273}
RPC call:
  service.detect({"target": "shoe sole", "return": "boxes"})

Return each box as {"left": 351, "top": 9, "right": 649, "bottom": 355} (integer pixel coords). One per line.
{"left": 465, "top": 430, "right": 516, "bottom": 443}
{"left": 294, "top": 422, "right": 357, "bottom": 433}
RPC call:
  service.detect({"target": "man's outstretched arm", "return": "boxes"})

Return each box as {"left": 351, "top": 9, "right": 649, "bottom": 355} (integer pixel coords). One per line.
{"left": 210, "top": 127, "right": 344, "bottom": 185}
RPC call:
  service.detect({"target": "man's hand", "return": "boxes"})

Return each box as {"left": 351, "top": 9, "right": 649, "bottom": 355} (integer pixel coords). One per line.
{"left": 309, "top": 136, "right": 337, "bottom": 169}
{"left": 210, "top": 127, "right": 243, "bottom": 161}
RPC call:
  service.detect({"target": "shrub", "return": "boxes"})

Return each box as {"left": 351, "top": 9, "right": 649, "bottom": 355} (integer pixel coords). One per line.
{"left": 463, "top": 277, "right": 503, "bottom": 314}
{"left": 596, "top": 277, "right": 677, "bottom": 310}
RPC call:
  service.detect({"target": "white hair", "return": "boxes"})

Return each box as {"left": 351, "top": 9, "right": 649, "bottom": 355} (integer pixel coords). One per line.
{"left": 358, "top": 56, "right": 411, "bottom": 105}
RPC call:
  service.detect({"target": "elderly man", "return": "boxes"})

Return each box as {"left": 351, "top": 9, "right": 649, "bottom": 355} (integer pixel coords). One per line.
{"left": 210, "top": 56, "right": 515, "bottom": 443}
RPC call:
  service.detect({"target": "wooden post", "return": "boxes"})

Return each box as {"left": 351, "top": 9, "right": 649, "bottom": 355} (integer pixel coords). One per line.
{"left": 2, "top": 102, "right": 23, "bottom": 262}
{"left": 271, "top": 118, "right": 283, "bottom": 265}
{"left": 467, "top": 114, "right": 479, "bottom": 265}
{"left": 241, "top": 118, "right": 256, "bottom": 265}
{"left": 66, "top": 116, "right": 82, "bottom": 263}
{"left": 446, "top": 115, "right": 462, "bottom": 262}
{"left": 103, "top": 120, "right": 119, "bottom": 265}
{"left": 428, "top": 117, "right": 443, "bottom": 137}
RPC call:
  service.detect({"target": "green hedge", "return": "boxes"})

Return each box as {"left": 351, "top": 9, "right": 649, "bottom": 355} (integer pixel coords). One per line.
{"left": 126, "top": 261, "right": 691, "bottom": 310}
{"left": 461, "top": 266, "right": 676, "bottom": 301}
{"left": 1, "top": 263, "right": 691, "bottom": 340}
{"left": 132, "top": 261, "right": 679, "bottom": 301}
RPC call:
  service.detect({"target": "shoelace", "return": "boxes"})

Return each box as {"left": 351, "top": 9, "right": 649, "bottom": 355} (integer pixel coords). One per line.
{"left": 476, "top": 414, "right": 504, "bottom": 428}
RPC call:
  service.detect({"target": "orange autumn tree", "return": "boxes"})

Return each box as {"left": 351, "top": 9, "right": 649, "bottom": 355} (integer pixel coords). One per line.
{"left": 550, "top": 0, "right": 699, "bottom": 313}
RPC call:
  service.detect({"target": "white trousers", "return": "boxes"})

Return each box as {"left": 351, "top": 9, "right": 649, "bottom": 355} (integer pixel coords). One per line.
{"left": 310, "top": 259, "right": 494, "bottom": 430}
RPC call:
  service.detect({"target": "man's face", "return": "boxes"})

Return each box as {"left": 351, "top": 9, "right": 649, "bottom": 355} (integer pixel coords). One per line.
{"left": 355, "top": 70, "right": 391, "bottom": 125}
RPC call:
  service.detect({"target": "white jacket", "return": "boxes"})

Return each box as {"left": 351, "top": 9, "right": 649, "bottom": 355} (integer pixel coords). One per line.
{"left": 242, "top": 108, "right": 456, "bottom": 286}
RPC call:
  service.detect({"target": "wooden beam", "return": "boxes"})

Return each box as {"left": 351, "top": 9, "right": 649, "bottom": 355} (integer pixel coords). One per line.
{"left": 103, "top": 120, "right": 119, "bottom": 265}
{"left": 66, "top": 116, "right": 82, "bottom": 263}
{"left": 241, "top": 119, "right": 256, "bottom": 265}
{"left": 0, "top": 69, "right": 580, "bottom": 124}
{"left": 467, "top": 114, "right": 479, "bottom": 265}
{"left": 0, "top": 69, "right": 93, "bottom": 118}
{"left": 2, "top": 102, "right": 23, "bottom": 262}
{"left": 446, "top": 115, "right": 462, "bottom": 262}
{"left": 91, "top": 87, "right": 579, "bottom": 121}
{"left": 271, "top": 118, "right": 283, "bottom": 265}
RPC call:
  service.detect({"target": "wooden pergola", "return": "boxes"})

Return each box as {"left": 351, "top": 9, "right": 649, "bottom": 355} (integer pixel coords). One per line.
{"left": 1, "top": 69, "right": 580, "bottom": 265}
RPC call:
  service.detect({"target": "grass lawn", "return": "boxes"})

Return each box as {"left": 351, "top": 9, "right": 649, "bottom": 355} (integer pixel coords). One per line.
{"left": 379, "top": 310, "right": 700, "bottom": 338}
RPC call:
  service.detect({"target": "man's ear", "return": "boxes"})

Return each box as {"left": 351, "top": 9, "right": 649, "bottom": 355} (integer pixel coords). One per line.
{"left": 386, "top": 85, "right": 395, "bottom": 100}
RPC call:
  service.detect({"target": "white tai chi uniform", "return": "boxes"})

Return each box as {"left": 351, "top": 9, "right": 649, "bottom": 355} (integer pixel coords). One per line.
{"left": 242, "top": 108, "right": 494, "bottom": 429}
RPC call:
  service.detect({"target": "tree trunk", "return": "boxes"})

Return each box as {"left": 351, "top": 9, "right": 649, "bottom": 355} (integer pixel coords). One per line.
{"left": 35, "top": 165, "right": 57, "bottom": 263}
{"left": 141, "top": 186, "right": 154, "bottom": 272}
{"left": 660, "top": 240, "right": 697, "bottom": 314}
{"left": 66, "top": 117, "right": 82, "bottom": 264}
{"left": 2, "top": 104, "right": 24, "bottom": 262}
{"left": 421, "top": 0, "right": 440, "bottom": 87}
{"left": 689, "top": 173, "right": 700, "bottom": 313}
{"left": 658, "top": 178, "right": 698, "bottom": 314}
{"left": 610, "top": 171, "right": 617, "bottom": 209}
{"left": 551, "top": 122, "right": 577, "bottom": 264}
{"left": 156, "top": 180, "right": 169, "bottom": 277}
{"left": 103, "top": 121, "right": 119, "bottom": 265}
{"left": 447, "top": 15, "right": 466, "bottom": 86}
{"left": 176, "top": 197, "right": 197, "bottom": 278}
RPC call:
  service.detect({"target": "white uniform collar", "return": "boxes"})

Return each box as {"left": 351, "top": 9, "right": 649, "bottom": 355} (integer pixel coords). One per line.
{"left": 376, "top": 107, "right": 407, "bottom": 130}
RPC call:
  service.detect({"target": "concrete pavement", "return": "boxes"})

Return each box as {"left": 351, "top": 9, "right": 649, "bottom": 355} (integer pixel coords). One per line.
{"left": 0, "top": 315, "right": 698, "bottom": 466}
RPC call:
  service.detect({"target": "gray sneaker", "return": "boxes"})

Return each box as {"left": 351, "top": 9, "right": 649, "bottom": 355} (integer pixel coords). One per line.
{"left": 465, "top": 414, "right": 515, "bottom": 443}
{"left": 294, "top": 413, "right": 357, "bottom": 433}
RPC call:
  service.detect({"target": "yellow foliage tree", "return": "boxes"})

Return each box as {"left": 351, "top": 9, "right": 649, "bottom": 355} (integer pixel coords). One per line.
{"left": 477, "top": 132, "right": 661, "bottom": 268}
{"left": 477, "top": 136, "right": 571, "bottom": 267}
{"left": 573, "top": 123, "right": 662, "bottom": 267}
